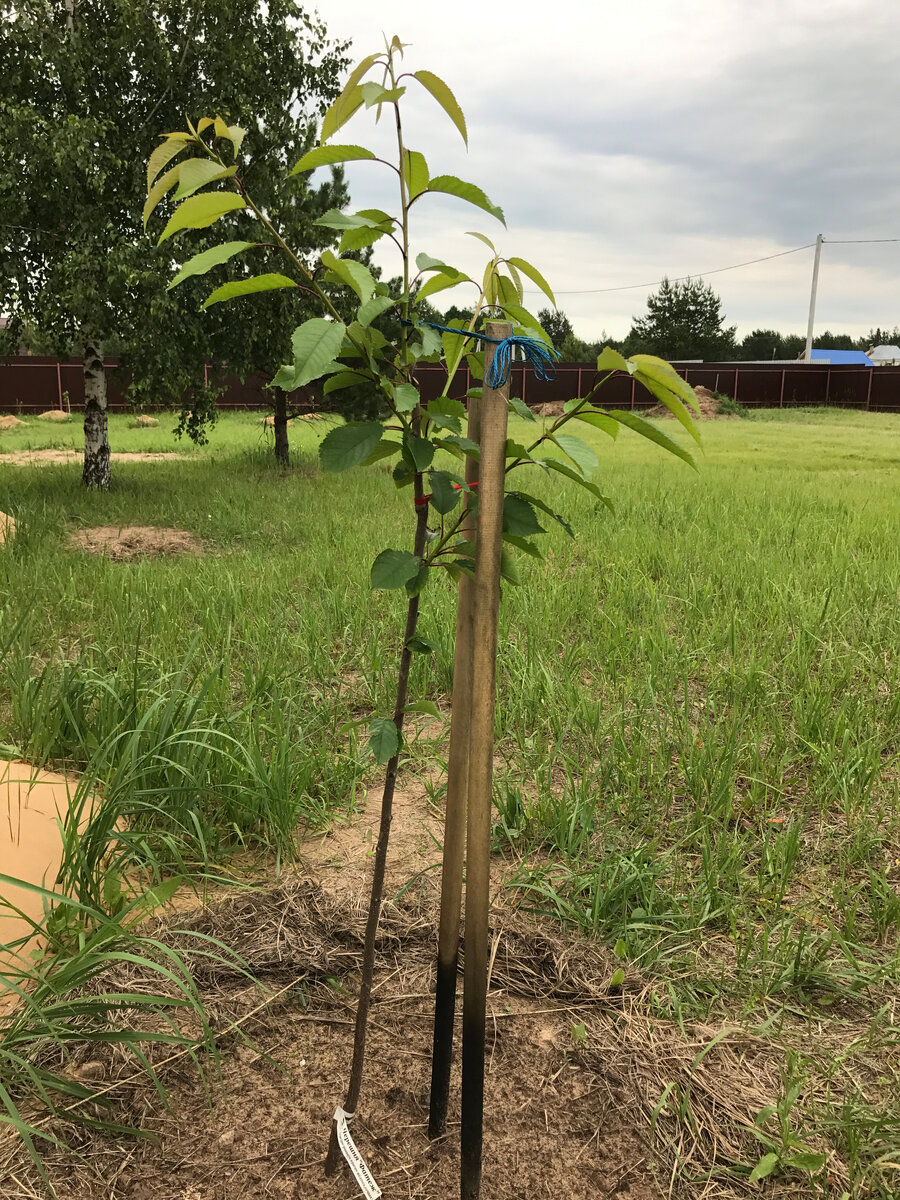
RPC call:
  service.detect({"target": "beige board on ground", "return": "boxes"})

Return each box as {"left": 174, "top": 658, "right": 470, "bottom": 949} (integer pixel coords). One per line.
{"left": 0, "top": 511, "right": 15, "bottom": 544}
{"left": 0, "top": 761, "right": 77, "bottom": 964}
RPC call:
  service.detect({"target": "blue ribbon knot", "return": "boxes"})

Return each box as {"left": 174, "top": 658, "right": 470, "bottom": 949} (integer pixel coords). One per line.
{"left": 402, "top": 318, "right": 559, "bottom": 387}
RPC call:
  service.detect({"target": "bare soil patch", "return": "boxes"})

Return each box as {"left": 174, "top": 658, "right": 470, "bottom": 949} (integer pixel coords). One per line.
{"left": 0, "top": 415, "right": 26, "bottom": 431}
{"left": 36, "top": 410, "right": 72, "bottom": 422}
{"left": 69, "top": 525, "right": 204, "bottom": 561}
{"left": 129, "top": 415, "right": 159, "bottom": 428}
{"left": 0, "top": 450, "right": 189, "bottom": 466}
{"left": 648, "top": 384, "right": 726, "bottom": 419}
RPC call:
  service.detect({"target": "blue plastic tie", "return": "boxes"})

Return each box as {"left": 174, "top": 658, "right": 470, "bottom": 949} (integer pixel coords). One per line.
{"left": 401, "top": 318, "right": 559, "bottom": 388}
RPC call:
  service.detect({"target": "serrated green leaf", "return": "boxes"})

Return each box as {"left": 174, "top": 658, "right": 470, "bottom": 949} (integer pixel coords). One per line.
{"left": 506, "top": 257, "right": 555, "bottom": 306}
{"left": 503, "top": 534, "right": 543, "bottom": 558}
{"left": 406, "top": 562, "right": 430, "bottom": 597}
{"left": 143, "top": 165, "right": 181, "bottom": 228}
{"left": 290, "top": 144, "right": 376, "bottom": 175}
{"left": 362, "top": 440, "right": 402, "bottom": 465}
{"left": 466, "top": 230, "right": 496, "bottom": 252}
{"left": 319, "top": 421, "right": 384, "bottom": 472}
{"left": 393, "top": 461, "right": 415, "bottom": 489}
{"left": 201, "top": 273, "right": 296, "bottom": 309}
{"left": 402, "top": 433, "right": 434, "bottom": 472}
{"left": 596, "top": 346, "right": 632, "bottom": 373}
{"left": 321, "top": 250, "right": 376, "bottom": 301}
{"left": 323, "top": 369, "right": 370, "bottom": 394}
{"left": 315, "top": 208, "right": 384, "bottom": 231}
{"left": 503, "top": 494, "right": 545, "bottom": 537}
{"left": 748, "top": 1153, "right": 780, "bottom": 1183}
{"left": 425, "top": 175, "right": 505, "bottom": 225}
{"left": 426, "top": 398, "right": 462, "bottom": 434}
{"left": 607, "top": 410, "right": 696, "bottom": 470}
{"left": 174, "top": 159, "right": 236, "bottom": 200}
{"left": 440, "top": 434, "right": 480, "bottom": 459}
{"left": 157, "top": 192, "right": 245, "bottom": 244}
{"left": 371, "top": 549, "right": 420, "bottom": 590}
{"left": 416, "top": 252, "right": 452, "bottom": 272}
{"left": 574, "top": 410, "right": 618, "bottom": 438}
{"left": 369, "top": 716, "right": 400, "bottom": 763}
{"left": 429, "top": 470, "right": 461, "bottom": 514}
{"left": 361, "top": 81, "right": 405, "bottom": 107}
{"left": 320, "top": 82, "right": 366, "bottom": 144}
{"left": 543, "top": 457, "right": 614, "bottom": 513}
{"left": 167, "top": 241, "right": 255, "bottom": 290}
{"left": 552, "top": 432, "right": 599, "bottom": 478}
{"left": 633, "top": 364, "right": 701, "bottom": 444}
{"left": 147, "top": 138, "right": 189, "bottom": 190}
{"left": 508, "top": 395, "right": 537, "bottom": 423}
{"left": 357, "top": 294, "right": 395, "bottom": 327}
{"left": 340, "top": 224, "right": 389, "bottom": 253}
{"left": 280, "top": 318, "right": 347, "bottom": 390}
{"left": 783, "top": 1153, "right": 827, "bottom": 1173}
{"left": 413, "top": 69, "right": 468, "bottom": 144}
{"left": 500, "top": 547, "right": 520, "bottom": 585}
{"left": 403, "top": 150, "right": 429, "bottom": 200}
{"left": 393, "top": 382, "right": 419, "bottom": 413}
{"left": 408, "top": 637, "right": 437, "bottom": 654}
{"left": 417, "top": 270, "right": 466, "bottom": 303}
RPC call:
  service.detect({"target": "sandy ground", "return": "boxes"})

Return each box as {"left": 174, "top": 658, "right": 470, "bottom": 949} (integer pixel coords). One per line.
{"left": 0, "top": 450, "right": 190, "bottom": 466}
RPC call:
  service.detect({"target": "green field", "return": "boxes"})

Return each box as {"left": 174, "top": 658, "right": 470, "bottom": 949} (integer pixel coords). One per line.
{"left": 1, "top": 407, "right": 899, "bottom": 1193}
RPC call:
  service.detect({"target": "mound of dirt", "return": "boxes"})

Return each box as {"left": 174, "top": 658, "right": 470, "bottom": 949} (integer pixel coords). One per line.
{"left": 130, "top": 414, "right": 159, "bottom": 428}
{"left": 0, "top": 511, "right": 15, "bottom": 544}
{"left": 534, "top": 400, "right": 565, "bottom": 417}
{"left": 37, "top": 409, "right": 72, "bottom": 422}
{"left": 69, "top": 525, "right": 203, "bottom": 561}
{"left": 648, "top": 384, "right": 723, "bottom": 419}
{"left": 0, "top": 415, "right": 26, "bottom": 431}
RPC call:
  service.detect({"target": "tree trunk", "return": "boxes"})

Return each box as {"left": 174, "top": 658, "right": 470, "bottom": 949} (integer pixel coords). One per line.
{"left": 82, "top": 339, "right": 110, "bottom": 490}
{"left": 273, "top": 390, "right": 290, "bottom": 466}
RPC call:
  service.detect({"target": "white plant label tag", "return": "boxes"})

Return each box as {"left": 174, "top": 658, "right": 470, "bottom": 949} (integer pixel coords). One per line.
{"left": 334, "top": 1106, "right": 382, "bottom": 1200}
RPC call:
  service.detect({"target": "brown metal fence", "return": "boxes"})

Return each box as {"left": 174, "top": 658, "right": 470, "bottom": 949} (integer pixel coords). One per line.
{"left": 3, "top": 356, "right": 900, "bottom": 414}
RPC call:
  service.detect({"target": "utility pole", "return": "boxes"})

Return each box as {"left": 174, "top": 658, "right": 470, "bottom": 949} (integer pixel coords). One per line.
{"left": 804, "top": 234, "right": 823, "bottom": 362}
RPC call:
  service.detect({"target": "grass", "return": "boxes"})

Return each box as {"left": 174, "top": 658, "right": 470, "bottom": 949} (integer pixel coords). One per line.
{"left": 1, "top": 407, "right": 899, "bottom": 1193}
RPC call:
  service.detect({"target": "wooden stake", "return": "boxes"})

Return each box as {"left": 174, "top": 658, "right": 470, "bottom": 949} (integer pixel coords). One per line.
{"left": 428, "top": 389, "right": 481, "bottom": 1139}
{"left": 460, "top": 321, "right": 511, "bottom": 1200}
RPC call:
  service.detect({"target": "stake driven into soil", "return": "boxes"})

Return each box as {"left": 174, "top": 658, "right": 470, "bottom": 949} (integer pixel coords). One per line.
{"left": 460, "top": 323, "right": 511, "bottom": 1200}
{"left": 324, "top": 492, "right": 430, "bottom": 1178}
{"left": 428, "top": 393, "right": 482, "bottom": 1139}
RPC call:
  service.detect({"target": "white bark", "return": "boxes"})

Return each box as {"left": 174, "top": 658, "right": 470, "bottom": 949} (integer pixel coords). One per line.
{"left": 82, "top": 339, "right": 110, "bottom": 489}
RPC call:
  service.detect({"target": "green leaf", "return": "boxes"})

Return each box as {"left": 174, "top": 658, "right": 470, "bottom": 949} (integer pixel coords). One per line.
{"left": 403, "top": 150, "right": 429, "bottom": 200}
{"left": 425, "top": 176, "right": 505, "bottom": 225}
{"left": 518, "top": 491, "right": 574, "bottom": 537}
{"left": 290, "top": 144, "right": 377, "bottom": 175}
{"left": 607, "top": 410, "right": 696, "bottom": 470}
{"left": 632, "top": 359, "right": 701, "bottom": 444}
{"left": 506, "top": 257, "right": 555, "bottom": 306}
{"left": 440, "top": 434, "right": 480, "bottom": 459}
{"left": 552, "top": 432, "right": 599, "bottom": 478}
{"left": 357, "top": 295, "right": 395, "bottom": 327}
{"left": 409, "top": 325, "right": 443, "bottom": 359}
{"left": 405, "top": 700, "right": 441, "bottom": 718}
{"left": 168, "top": 241, "right": 255, "bottom": 290}
{"left": 573, "top": 410, "right": 618, "bottom": 438}
{"left": 369, "top": 716, "right": 400, "bottom": 764}
{"left": 508, "top": 395, "right": 537, "bottom": 423}
{"left": 748, "top": 1153, "right": 780, "bottom": 1183}
{"left": 596, "top": 346, "right": 632, "bottom": 373}
{"left": 321, "top": 250, "right": 376, "bottom": 301}
{"left": 417, "top": 270, "right": 466, "bottom": 303}
{"left": 290, "top": 317, "right": 347, "bottom": 386}
{"left": 466, "top": 230, "right": 496, "bottom": 252}
{"left": 323, "top": 369, "right": 371, "bottom": 394}
{"left": 609, "top": 968, "right": 626, "bottom": 987}
{"left": 412, "top": 69, "right": 468, "bottom": 144}
{"left": 362, "top": 440, "right": 402, "bottom": 465}
{"left": 406, "top": 562, "right": 430, "bottom": 597}
{"left": 157, "top": 193, "right": 245, "bottom": 244}
{"left": 320, "top": 82, "right": 366, "bottom": 144}
{"left": 393, "top": 461, "right": 415, "bottom": 488}
{"left": 361, "top": 81, "right": 406, "bottom": 107}
{"left": 440, "top": 321, "right": 470, "bottom": 369}
{"left": 614, "top": 938, "right": 627, "bottom": 958}
{"left": 402, "top": 433, "right": 434, "bottom": 472}
{"left": 371, "top": 549, "right": 421, "bottom": 590}
{"left": 631, "top": 354, "right": 698, "bottom": 409}
{"left": 143, "top": 165, "right": 181, "bottom": 228}
{"left": 147, "top": 138, "right": 189, "bottom": 190}
{"left": 319, "top": 421, "right": 384, "bottom": 472}
{"left": 340, "top": 223, "right": 390, "bottom": 253}
{"left": 426, "top": 398, "right": 463, "bottom": 434}
{"left": 503, "top": 495, "right": 544, "bottom": 537}
{"left": 174, "top": 159, "right": 236, "bottom": 200}
{"left": 201, "top": 273, "right": 296, "bottom": 309}
{"left": 429, "top": 470, "right": 461, "bottom": 514}
{"left": 408, "top": 637, "right": 437, "bottom": 654}
{"left": 503, "top": 534, "right": 543, "bottom": 559}
{"left": 543, "top": 458, "right": 614, "bottom": 513}
{"left": 315, "top": 208, "right": 385, "bottom": 231}
{"left": 393, "top": 382, "right": 419, "bottom": 413}
{"left": 500, "top": 548, "right": 520, "bottom": 585}
{"left": 783, "top": 1153, "right": 827, "bottom": 1173}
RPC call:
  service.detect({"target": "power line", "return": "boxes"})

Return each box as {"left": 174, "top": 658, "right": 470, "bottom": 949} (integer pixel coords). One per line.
{"left": 528, "top": 236, "right": 899, "bottom": 297}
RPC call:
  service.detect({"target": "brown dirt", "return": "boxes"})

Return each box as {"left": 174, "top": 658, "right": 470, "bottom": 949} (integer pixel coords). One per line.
{"left": 0, "top": 450, "right": 189, "bottom": 466}
{"left": 534, "top": 400, "right": 565, "bottom": 417}
{"left": 648, "top": 385, "right": 725, "bottom": 419}
{"left": 69, "top": 525, "right": 204, "bottom": 560}
{"left": 37, "top": 409, "right": 72, "bottom": 422}
{"left": 130, "top": 415, "right": 160, "bottom": 428}
{"left": 0, "top": 415, "right": 26, "bottom": 431}
{"left": 0, "top": 511, "right": 15, "bottom": 544}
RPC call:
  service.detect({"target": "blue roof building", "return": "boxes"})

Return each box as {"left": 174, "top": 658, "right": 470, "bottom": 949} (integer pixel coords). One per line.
{"left": 808, "top": 349, "right": 873, "bottom": 365}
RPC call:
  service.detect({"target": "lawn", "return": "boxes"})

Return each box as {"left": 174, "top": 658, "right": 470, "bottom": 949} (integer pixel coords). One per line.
{"left": 1, "top": 407, "right": 898, "bottom": 1195}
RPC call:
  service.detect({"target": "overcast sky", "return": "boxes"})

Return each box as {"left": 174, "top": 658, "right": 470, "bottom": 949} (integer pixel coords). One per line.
{"left": 310, "top": 0, "right": 900, "bottom": 342}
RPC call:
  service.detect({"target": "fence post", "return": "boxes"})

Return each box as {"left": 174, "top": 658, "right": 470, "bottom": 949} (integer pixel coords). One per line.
{"left": 825, "top": 367, "right": 831, "bottom": 407}
{"left": 733, "top": 369, "right": 740, "bottom": 403}
{"left": 461, "top": 320, "right": 510, "bottom": 1200}
{"left": 866, "top": 367, "right": 873, "bottom": 411}
{"left": 630, "top": 374, "right": 636, "bottom": 410}
{"left": 56, "top": 361, "right": 63, "bottom": 411}
{"left": 779, "top": 370, "right": 785, "bottom": 408}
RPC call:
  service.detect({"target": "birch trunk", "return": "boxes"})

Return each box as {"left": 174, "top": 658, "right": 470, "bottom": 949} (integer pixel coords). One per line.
{"left": 82, "top": 339, "right": 110, "bottom": 489}
{"left": 273, "top": 390, "right": 290, "bottom": 466}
